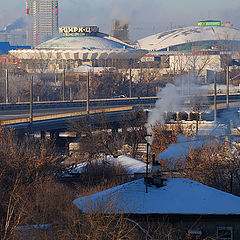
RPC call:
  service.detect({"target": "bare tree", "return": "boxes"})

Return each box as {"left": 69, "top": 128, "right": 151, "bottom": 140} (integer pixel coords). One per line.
{"left": 0, "top": 127, "right": 62, "bottom": 239}
{"left": 182, "top": 140, "right": 240, "bottom": 195}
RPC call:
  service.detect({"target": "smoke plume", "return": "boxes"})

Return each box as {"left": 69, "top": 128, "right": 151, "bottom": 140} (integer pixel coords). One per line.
{"left": 148, "top": 73, "right": 240, "bottom": 167}
{"left": 146, "top": 73, "right": 209, "bottom": 141}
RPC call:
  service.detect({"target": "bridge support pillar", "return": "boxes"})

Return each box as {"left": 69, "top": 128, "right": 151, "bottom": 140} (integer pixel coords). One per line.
{"left": 176, "top": 112, "right": 179, "bottom": 121}
{"left": 122, "top": 127, "right": 128, "bottom": 135}
{"left": 164, "top": 112, "right": 168, "bottom": 122}
{"left": 41, "top": 131, "right": 46, "bottom": 140}
{"left": 76, "top": 132, "right": 82, "bottom": 140}
{"left": 112, "top": 125, "right": 118, "bottom": 136}
{"left": 50, "top": 130, "right": 60, "bottom": 141}
{"left": 17, "top": 131, "right": 26, "bottom": 141}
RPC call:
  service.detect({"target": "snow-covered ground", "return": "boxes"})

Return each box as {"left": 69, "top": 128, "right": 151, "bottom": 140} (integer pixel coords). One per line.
{"left": 74, "top": 178, "right": 240, "bottom": 215}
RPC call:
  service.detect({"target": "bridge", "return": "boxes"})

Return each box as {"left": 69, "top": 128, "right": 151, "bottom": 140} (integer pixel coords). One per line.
{"left": 0, "top": 93, "right": 240, "bottom": 117}
{"left": 1, "top": 93, "right": 240, "bottom": 136}
{"left": 0, "top": 106, "right": 140, "bottom": 137}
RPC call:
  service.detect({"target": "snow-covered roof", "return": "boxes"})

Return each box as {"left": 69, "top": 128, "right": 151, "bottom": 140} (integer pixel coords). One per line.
{"left": 74, "top": 178, "right": 240, "bottom": 215}
{"left": 157, "top": 134, "right": 226, "bottom": 168}
{"left": 10, "top": 32, "right": 147, "bottom": 60}
{"left": 137, "top": 26, "right": 240, "bottom": 51}
{"left": 71, "top": 155, "right": 147, "bottom": 175}
{"left": 73, "top": 65, "right": 107, "bottom": 73}
{"left": 158, "top": 135, "right": 205, "bottom": 161}
{"left": 35, "top": 35, "right": 132, "bottom": 50}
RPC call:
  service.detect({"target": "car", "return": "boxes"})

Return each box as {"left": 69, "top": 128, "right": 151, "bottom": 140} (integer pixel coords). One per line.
{"left": 113, "top": 95, "right": 127, "bottom": 98}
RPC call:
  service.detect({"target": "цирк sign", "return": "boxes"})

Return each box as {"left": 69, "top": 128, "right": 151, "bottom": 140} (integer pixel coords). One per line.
{"left": 59, "top": 26, "right": 99, "bottom": 34}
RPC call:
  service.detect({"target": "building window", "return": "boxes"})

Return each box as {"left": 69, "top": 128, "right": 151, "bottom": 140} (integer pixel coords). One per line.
{"left": 217, "top": 227, "right": 233, "bottom": 240}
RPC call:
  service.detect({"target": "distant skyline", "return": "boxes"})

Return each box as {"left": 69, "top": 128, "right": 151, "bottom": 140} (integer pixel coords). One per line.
{"left": 1, "top": 0, "right": 240, "bottom": 41}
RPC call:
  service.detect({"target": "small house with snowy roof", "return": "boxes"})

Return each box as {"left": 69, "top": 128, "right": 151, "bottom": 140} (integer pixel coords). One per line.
{"left": 74, "top": 170, "right": 240, "bottom": 239}
{"left": 67, "top": 155, "right": 149, "bottom": 180}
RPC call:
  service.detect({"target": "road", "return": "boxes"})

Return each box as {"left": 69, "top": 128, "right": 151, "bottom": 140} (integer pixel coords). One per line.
{"left": 0, "top": 107, "right": 87, "bottom": 121}
{"left": 0, "top": 94, "right": 240, "bottom": 122}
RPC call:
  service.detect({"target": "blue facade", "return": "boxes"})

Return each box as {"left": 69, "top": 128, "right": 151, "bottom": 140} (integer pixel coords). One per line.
{"left": 0, "top": 42, "right": 31, "bottom": 55}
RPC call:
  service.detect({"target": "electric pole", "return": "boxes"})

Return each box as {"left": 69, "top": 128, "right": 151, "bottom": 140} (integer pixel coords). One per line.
{"left": 30, "top": 76, "right": 33, "bottom": 124}
{"left": 226, "top": 64, "right": 229, "bottom": 109}
{"left": 63, "top": 69, "right": 66, "bottom": 101}
{"left": 146, "top": 142, "right": 150, "bottom": 193}
{"left": 5, "top": 69, "right": 9, "bottom": 103}
{"left": 86, "top": 71, "right": 90, "bottom": 114}
{"left": 129, "top": 65, "right": 132, "bottom": 98}
{"left": 214, "top": 72, "right": 217, "bottom": 122}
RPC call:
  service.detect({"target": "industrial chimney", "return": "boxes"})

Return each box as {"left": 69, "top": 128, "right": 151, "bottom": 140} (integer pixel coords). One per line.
{"left": 111, "top": 19, "right": 130, "bottom": 43}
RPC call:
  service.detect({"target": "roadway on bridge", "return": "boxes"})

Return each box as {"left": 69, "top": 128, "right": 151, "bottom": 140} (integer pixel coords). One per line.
{"left": 0, "top": 97, "right": 157, "bottom": 122}
{"left": 0, "top": 95, "right": 240, "bottom": 122}
{"left": 0, "top": 107, "right": 87, "bottom": 121}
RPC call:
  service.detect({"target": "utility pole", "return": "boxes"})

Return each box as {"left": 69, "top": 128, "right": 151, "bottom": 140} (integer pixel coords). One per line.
{"left": 188, "top": 71, "right": 190, "bottom": 96}
{"left": 129, "top": 64, "right": 132, "bottom": 98}
{"left": 226, "top": 64, "right": 229, "bottom": 109}
{"left": 230, "top": 171, "right": 233, "bottom": 194}
{"left": 145, "top": 142, "right": 150, "bottom": 193}
{"left": 62, "top": 69, "right": 66, "bottom": 101}
{"left": 54, "top": 71, "right": 57, "bottom": 84}
{"left": 29, "top": 76, "right": 33, "bottom": 124}
{"left": 5, "top": 69, "right": 9, "bottom": 103}
{"left": 86, "top": 71, "right": 90, "bottom": 114}
{"left": 214, "top": 72, "right": 217, "bottom": 122}
{"left": 69, "top": 87, "right": 72, "bottom": 101}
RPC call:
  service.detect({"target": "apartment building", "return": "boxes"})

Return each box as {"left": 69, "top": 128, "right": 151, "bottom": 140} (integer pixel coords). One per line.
{"left": 26, "top": 0, "right": 58, "bottom": 46}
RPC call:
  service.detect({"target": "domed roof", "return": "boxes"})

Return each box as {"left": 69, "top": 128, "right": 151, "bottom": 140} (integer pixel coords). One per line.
{"left": 137, "top": 26, "right": 240, "bottom": 51}
{"left": 35, "top": 34, "right": 133, "bottom": 50}
{"left": 10, "top": 33, "right": 147, "bottom": 61}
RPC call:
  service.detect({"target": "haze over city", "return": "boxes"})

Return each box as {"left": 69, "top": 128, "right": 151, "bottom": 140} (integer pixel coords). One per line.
{"left": 1, "top": 0, "right": 240, "bottom": 239}
{"left": 0, "top": 0, "right": 240, "bottom": 40}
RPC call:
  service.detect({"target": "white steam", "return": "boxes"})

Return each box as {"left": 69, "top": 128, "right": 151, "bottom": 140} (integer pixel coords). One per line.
{"left": 147, "top": 72, "right": 238, "bottom": 168}
{"left": 146, "top": 73, "right": 209, "bottom": 141}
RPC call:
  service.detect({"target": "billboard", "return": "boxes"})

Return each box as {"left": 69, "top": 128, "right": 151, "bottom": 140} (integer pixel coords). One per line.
{"left": 59, "top": 26, "right": 99, "bottom": 35}
{"left": 198, "top": 21, "right": 221, "bottom": 26}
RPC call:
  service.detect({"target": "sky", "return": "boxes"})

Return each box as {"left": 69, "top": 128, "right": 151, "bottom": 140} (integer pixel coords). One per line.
{"left": 0, "top": 0, "right": 240, "bottom": 41}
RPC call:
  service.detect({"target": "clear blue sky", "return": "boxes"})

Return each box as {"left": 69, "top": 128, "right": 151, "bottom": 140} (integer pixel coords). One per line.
{"left": 1, "top": 0, "right": 240, "bottom": 40}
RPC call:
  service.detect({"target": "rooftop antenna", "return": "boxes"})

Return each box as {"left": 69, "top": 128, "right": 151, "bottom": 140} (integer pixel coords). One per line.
{"left": 145, "top": 133, "right": 152, "bottom": 193}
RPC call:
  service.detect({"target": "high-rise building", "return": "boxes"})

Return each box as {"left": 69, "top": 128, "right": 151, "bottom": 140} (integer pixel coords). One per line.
{"left": 26, "top": 0, "right": 58, "bottom": 46}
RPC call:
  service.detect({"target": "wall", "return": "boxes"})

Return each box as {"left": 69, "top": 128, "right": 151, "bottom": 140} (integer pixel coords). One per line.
{"left": 130, "top": 214, "right": 240, "bottom": 239}
{"left": 169, "top": 54, "right": 222, "bottom": 75}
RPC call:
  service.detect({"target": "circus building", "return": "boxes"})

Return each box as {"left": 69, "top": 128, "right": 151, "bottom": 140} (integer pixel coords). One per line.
{"left": 10, "top": 26, "right": 147, "bottom": 73}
